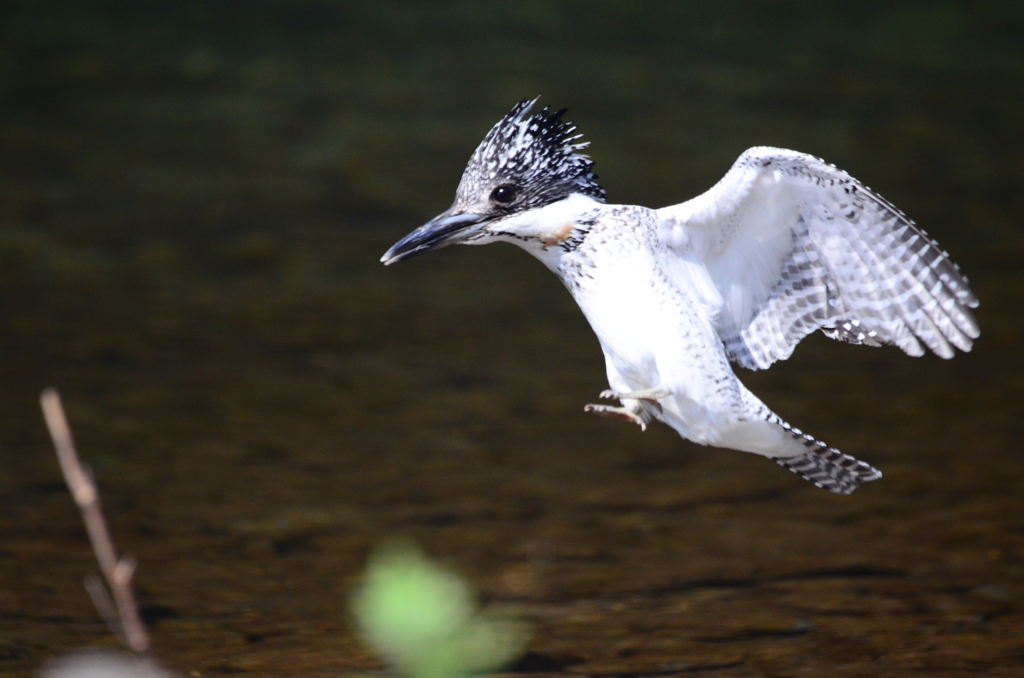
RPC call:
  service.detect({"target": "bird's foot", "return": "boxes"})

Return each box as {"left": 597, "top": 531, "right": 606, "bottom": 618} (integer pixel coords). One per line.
{"left": 584, "top": 403, "right": 650, "bottom": 431}
{"left": 599, "top": 388, "right": 671, "bottom": 403}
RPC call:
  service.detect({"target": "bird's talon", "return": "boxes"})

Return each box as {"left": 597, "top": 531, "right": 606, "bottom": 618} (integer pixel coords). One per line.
{"left": 584, "top": 403, "right": 648, "bottom": 431}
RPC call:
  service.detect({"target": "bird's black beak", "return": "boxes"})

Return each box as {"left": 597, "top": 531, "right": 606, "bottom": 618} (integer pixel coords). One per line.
{"left": 380, "top": 210, "right": 491, "bottom": 266}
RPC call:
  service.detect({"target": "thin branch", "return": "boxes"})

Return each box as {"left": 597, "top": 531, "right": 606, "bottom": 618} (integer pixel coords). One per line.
{"left": 84, "top": 572, "right": 126, "bottom": 647}
{"left": 40, "top": 388, "right": 151, "bottom": 654}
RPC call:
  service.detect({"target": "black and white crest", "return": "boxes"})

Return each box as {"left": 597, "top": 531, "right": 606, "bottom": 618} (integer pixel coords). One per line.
{"left": 454, "top": 98, "right": 606, "bottom": 214}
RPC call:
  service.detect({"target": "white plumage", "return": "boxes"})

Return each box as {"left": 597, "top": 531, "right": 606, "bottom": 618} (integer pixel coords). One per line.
{"left": 382, "top": 100, "right": 979, "bottom": 494}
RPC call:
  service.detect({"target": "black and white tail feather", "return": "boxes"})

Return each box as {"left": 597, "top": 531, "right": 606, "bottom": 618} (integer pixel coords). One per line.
{"left": 769, "top": 418, "right": 882, "bottom": 495}
{"left": 739, "top": 386, "right": 881, "bottom": 494}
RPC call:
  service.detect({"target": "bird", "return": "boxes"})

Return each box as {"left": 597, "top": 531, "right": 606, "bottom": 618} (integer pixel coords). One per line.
{"left": 381, "top": 99, "right": 979, "bottom": 494}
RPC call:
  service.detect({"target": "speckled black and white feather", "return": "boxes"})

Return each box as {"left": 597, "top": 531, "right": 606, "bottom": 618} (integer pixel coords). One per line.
{"left": 454, "top": 98, "right": 606, "bottom": 216}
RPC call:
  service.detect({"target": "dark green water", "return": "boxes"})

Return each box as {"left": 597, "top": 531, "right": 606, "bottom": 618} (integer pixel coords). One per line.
{"left": 2, "top": 3, "right": 1023, "bottom": 677}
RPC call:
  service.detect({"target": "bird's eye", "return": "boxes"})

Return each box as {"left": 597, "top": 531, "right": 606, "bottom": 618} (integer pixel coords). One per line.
{"left": 490, "top": 184, "right": 517, "bottom": 204}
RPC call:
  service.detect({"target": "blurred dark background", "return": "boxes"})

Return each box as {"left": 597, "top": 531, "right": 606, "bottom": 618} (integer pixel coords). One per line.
{"left": 1, "top": 2, "right": 1022, "bottom": 677}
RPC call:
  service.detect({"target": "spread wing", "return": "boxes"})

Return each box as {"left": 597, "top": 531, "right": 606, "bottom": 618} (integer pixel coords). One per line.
{"left": 656, "top": 147, "right": 979, "bottom": 370}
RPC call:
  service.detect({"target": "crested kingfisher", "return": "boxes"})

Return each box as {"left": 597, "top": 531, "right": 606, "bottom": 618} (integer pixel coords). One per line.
{"left": 381, "top": 99, "right": 979, "bottom": 494}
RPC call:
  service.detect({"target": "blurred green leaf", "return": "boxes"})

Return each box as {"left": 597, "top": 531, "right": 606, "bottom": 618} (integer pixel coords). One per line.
{"left": 352, "top": 539, "right": 529, "bottom": 678}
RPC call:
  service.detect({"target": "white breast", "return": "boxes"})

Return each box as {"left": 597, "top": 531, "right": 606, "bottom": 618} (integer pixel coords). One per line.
{"left": 560, "top": 209, "right": 745, "bottom": 437}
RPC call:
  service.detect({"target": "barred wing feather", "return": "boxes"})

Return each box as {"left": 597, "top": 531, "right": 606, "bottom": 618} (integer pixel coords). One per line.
{"left": 656, "top": 147, "right": 979, "bottom": 370}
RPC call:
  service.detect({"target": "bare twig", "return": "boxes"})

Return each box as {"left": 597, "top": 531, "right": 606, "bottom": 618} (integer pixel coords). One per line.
{"left": 83, "top": 573, "right": 123, "bottom": 644}
{"left": 40, "top": 388, "right": 151, "bottom": 654}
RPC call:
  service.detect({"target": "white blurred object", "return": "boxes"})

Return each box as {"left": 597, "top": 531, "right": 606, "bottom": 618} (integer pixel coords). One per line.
{"left": 37, "top": 651, "right": 176, "bottom": 678}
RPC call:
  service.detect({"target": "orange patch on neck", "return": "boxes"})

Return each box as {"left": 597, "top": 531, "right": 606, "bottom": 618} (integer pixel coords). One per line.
{"left": 540, "top": 223, "right": 576, "bottom": 247}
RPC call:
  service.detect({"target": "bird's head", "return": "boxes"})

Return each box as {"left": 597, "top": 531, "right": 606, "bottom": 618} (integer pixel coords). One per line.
{"left": 381, "top": 99, "right": 605, "bottom": 265}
